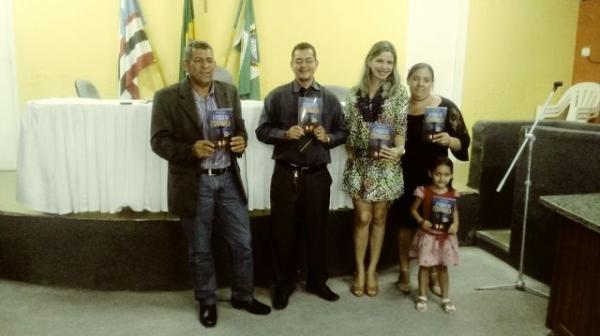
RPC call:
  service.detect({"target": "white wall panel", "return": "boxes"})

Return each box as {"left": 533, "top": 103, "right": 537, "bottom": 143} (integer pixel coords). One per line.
{"left": 405, "top": 0, "right": 469, "bottom": 105}
{"left": 0, "top": 0, "right": 18, "bottom": 169}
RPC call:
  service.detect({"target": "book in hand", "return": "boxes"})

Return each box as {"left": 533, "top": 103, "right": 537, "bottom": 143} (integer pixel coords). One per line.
{"left": 430, "top": 195, "right": 455, "bottom": 232}
{"left": 367, "top": 122, "right": 394, "bottom": 159}
{"left": 298, "top": 97, "right": 322, "bottom": 133}
{"left": 422, "top": 107, "right": 447, "bottom": 141}
{"left": 207, "top": 108, "right": 234, "bottom": 150}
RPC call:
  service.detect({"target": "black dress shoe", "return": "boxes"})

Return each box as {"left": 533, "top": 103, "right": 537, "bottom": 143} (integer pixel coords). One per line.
{"left": 306, "top": 285, "right": 340, "bottom": 302}
{"left": 199, "top": 304, "right": 217, "bottom": 328}
{"left": 272, "top": 287, "right": 291, "bottom": 310}
{"left": 231, "top": 298, "right": 272, "bottom": 315}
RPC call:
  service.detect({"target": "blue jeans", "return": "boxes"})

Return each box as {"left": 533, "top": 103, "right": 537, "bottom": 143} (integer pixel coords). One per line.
{"left": 180, "top": 171, "right": 253, "bottom": 305}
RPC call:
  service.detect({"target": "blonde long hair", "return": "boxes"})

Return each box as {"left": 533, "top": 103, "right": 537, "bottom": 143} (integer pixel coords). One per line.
{"left": 357, "top": 41, "right": 401, "bottom": 99}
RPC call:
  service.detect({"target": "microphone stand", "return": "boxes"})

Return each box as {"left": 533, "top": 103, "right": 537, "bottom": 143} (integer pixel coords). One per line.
{"left": 475, "top": 81, "right": 563, "bottom": 298}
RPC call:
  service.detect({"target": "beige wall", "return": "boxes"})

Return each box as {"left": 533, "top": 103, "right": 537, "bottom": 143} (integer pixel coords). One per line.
{"left": 13, "top": 0, "right": 408, "bottom": 104}
{"left": 13, "top": 0, "right": 579, "bottom": 127}
{"left": 462, "top": 0, "right": 579, "bottom": 127}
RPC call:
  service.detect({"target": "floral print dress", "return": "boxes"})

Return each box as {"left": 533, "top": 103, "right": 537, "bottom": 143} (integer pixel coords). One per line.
{"left": 342, "top": 86, "right": 409, "bottom": 202}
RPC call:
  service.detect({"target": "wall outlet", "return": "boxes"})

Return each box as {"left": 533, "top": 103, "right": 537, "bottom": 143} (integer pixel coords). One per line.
{"left": 581, "top": 47, "right": 591, "bottom": 57}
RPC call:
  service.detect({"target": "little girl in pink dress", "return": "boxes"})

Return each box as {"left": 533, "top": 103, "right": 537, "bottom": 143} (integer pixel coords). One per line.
{"left": 409, "top": 156, "right": 459, "bottom": 313}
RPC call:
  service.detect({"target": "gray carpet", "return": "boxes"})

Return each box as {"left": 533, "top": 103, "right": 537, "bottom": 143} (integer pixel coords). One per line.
{"left": 0, "top": 247, "right": 549, "bottom": 336}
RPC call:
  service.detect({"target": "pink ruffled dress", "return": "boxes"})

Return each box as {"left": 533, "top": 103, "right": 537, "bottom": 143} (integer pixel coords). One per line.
{"left": 409, "top": 186, "right": 460, "bottom": 266}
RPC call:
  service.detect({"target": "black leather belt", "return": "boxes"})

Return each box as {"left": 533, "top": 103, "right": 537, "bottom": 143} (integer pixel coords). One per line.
{"left": 200, "top": 166, "right": 230, "bottom": 176}
{"left": 276, "top": 161, "right": 326, "bottom": 174}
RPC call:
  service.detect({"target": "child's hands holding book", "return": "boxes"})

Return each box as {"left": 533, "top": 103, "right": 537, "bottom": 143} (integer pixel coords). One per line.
{"left": 420, "top": 219, "right": 432, "bottom": 231}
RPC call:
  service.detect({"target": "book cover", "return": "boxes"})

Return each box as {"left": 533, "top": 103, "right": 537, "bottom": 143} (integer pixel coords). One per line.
{"left": 207, "top": 108, "right": 234, "bottom": 149}
{"left": 422, "top": 107, "right": 447, "bottom": 141}
{"left": 298, "top": 97, "right": 322, "bottom": 133}
{"left": 367, "top": 122, "right": 394, "bottom": 159}
{"left": 430, "top": 195, "right": 455, "bottom": 232}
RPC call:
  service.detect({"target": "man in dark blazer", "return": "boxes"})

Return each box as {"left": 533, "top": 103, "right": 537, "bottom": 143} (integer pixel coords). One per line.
{"left": 150, "top": 40, "right": 270, "bottom": 328}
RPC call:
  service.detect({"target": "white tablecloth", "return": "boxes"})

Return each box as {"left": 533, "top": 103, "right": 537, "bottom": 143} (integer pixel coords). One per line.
{"left": 17, "top": 98, "right": 352, "bottom": 214}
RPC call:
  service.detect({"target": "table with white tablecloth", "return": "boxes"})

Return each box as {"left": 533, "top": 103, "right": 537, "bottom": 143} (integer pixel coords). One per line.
{"left": 17, "top": 98, "right": 352, "bottom": 214}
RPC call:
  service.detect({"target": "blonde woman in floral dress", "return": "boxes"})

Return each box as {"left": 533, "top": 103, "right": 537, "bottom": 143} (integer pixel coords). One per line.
{"left": 342, "top": 41, "right": 408, "bottom": 297}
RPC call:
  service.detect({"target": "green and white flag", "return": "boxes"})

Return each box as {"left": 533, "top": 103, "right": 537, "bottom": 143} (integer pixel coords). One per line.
{"left": 179, "top": 0, "right": 196, "bottom": 80}
{"left": 233, "top": 0, "right": 260, "bottom": 100}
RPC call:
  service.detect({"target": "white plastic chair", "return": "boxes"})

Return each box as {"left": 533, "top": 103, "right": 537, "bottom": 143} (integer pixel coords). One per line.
{"left": 537, "top": 82, "right": 600, "bottom": 122}
{"left": 74, "top": 79, "right": 100, "bottom": 99}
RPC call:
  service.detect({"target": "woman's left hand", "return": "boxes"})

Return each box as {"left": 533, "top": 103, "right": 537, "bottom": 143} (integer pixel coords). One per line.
{"left": 431, "top": 132, "right": 453, "bottom": 147}
{"left": 379, "top": 146, "right": 403, "bottom": 162}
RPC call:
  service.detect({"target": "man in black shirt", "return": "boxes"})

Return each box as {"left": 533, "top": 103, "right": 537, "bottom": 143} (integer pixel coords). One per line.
{"left": 256, "top": 42, "right": 348, "bottom": 309}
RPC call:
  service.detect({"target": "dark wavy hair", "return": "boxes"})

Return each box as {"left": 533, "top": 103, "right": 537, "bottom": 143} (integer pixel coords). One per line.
{"left": 407, "top": 62, "right": 434, "bottom": 82}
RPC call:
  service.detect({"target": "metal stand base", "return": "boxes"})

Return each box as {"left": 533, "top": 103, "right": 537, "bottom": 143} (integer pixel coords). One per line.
{"left": 476, "top": 279, "right": 548, "bottom": 298}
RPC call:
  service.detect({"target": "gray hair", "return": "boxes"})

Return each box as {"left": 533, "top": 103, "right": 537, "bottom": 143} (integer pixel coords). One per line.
{"left": 183, "top": 40, "right": 213, "bottom": 62}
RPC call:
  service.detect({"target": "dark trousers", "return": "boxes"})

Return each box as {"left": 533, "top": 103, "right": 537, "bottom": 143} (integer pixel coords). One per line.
{"left": 269, "top": 162, "right": 332, "bottom": 291}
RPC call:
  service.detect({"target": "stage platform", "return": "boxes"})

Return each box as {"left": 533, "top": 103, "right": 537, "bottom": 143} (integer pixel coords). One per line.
{"left": 0, "top": 170, "right": 478, "bottom": 291}
{"left": 0, "top": 170, "right": 359, "bottom": 290}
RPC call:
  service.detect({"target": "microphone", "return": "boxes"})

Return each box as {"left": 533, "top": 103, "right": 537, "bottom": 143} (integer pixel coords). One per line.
{"left": 553, "top": 81, "right": 563, "bottom": 92}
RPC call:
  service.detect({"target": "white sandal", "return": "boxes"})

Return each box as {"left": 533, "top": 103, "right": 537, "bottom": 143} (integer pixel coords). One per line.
{"left": 415, "top": 296, "right": 428, "bottom": 312}
{"left": 441, "top": 298, "right": 456, "bottom": 313}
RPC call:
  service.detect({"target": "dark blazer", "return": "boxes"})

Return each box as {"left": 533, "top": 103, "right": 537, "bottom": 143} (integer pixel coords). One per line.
{"left": 150, "top": 79, "right": 248, "bottom": 217}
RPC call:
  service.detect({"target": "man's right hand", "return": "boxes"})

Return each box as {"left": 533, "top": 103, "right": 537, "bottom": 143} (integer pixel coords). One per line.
{"left": 285, "top": 125, "right": 305, "bottom": 140}
{"left": 193, "top": 140, "right": 215, "bottom": 158}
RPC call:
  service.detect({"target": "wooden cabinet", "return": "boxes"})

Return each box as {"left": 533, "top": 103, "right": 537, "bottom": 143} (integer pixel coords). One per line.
{"left": 541, "top": 194, "right": 600, "bottom": 336}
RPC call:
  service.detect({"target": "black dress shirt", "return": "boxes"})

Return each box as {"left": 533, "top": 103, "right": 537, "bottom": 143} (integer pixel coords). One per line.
{"left": 256, "top": 80, "right": 348, "bottom": 167}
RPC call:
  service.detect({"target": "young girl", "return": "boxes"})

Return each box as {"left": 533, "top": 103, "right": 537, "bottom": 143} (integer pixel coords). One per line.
{"left": 409, "top": 156, "right": 459, "bottom": 313}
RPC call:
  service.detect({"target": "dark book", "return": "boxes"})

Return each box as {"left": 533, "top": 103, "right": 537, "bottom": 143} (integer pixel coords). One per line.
{"left": 298, "top": 97, "right": 322, "bottom": 134}
{"left": 207, "top": 108, "right": 234, "bottom": 150}
{"left": 422, "top": 107, "right": 447, "bottom": 141}
{"left": 430, "top": 195, "right": 455, "bottom": 232}
{"left": 367, "top": 122, "right": 394, "bottom": 159}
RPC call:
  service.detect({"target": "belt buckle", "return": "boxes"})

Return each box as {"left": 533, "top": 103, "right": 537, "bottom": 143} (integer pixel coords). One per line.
{"left": 208, "top": 169, "right": 216, "bottom": 176}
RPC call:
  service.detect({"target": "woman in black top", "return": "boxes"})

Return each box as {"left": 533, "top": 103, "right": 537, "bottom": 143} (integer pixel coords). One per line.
{"left": 393, "top": 63, "right": 470, "bottom": 294}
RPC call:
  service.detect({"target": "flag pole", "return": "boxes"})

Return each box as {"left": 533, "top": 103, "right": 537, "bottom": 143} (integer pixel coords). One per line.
{"left": 145, "top": 31, "right": 167, "bottom": 86}
{"left": 152, "top": 57, "right": 167, "bottom": 87}
{"left": 224, "top": 0, "right": 245, "bottom": 67}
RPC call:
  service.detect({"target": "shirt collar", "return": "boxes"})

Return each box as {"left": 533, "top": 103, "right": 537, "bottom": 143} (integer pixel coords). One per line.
{"left": 190, "top": 79, "right": 215, "bottom": 99}
{"left": 292, "top": 80, "right": 320, "bottom": 93}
